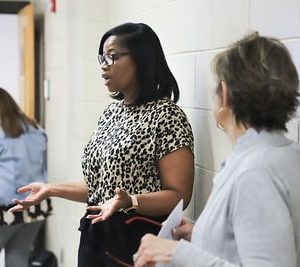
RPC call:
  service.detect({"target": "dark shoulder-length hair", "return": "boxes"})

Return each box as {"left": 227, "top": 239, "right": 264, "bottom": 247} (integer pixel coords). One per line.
{"left": 98, "top": 22, "right": 179, "bottom": 105}
{"left": 0, "top": 87, "right": 38, "bottom": 138}
{"left": 213, "top": 32, "right": 299, "bottom": 131}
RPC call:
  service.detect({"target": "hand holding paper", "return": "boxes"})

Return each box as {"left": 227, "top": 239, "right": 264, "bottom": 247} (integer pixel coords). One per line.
{"left": 158, "top": 199, "right": 183, "bottom": 240}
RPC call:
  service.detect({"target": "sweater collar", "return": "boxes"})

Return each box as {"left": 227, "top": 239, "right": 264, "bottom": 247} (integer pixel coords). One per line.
{"left": 221, "top": 128, "right": 291, "bottom": 169}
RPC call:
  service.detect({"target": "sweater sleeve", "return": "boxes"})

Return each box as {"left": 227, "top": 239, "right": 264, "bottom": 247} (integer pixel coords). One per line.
{"left": 172, "top": 239, "right": 238, "bottom": 267}
{"left": 231, "top": 168, "right": 297, "bottom": 267}
{"left": 171, "top": 168, "right": 297, "bottom": 267}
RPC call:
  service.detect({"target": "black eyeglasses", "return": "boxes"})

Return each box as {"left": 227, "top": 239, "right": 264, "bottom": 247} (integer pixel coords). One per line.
{"left": 98, "top": 52, "right": 130, "bottom": 66}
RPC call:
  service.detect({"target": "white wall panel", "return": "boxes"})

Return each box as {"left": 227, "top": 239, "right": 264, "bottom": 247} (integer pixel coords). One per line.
{"left": 194, "top": 167, "right": 214, "bottom": 219}
{"left": 42, "top": 1, "right": 300, "bottom": 265}
{"left": 118, "top": 0, "right": 212, "bottom": 54}
{"left": 286, "top": 118, "right": 300, "bottom": 143}
{"left": 195, "top": 50, "right": 221, "bottom": 109}
{"left": 183, "top": 108, "right": 232, "bottom": 171}
{"left": 211, "top": 0, "right": 249, "bottom": 48}
{"left": 284, "top": 40, "right": 300, "bottom": 117}
{"left": 250, "top": 0, "right": 300, "bottom": 38}
{"left": 0, "top": 14, "right": 20, "bottom": 103}
{"left": 110, "top": 0, "right": 177, "bottom": 21}
{"left": 167, "top": 54, "right": 196, "bottom": 108}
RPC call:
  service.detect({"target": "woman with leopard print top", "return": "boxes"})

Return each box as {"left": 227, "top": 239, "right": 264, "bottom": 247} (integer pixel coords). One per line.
{"left": 10, "top": 22, "right": 194, "bottom": 267}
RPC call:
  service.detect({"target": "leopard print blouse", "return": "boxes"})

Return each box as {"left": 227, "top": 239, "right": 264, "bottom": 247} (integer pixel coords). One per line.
{"left": 82, "top": 97, "right": 194, "bottom": 205}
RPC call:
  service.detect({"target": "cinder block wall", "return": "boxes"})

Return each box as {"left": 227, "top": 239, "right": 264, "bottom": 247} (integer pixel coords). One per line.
{"left": 43, "top": 1, "right": 300, "bottom": 266}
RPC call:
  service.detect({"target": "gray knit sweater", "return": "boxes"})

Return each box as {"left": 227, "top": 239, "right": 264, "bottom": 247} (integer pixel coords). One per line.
{"left": 172, "top": 129, "right": 300, "bottom": 267}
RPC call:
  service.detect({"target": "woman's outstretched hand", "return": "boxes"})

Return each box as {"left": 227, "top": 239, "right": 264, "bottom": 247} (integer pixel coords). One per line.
{"left": 9, "top": 182, "right": 50, "bottom": 212}
{"left": 86, "top": 187, "right": 131, "bottom": 224}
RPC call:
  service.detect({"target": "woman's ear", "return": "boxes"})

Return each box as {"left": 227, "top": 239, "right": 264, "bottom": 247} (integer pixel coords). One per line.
{"left": 220, "top": 81, "right": 229, "bottom": 107}
{"left": 214, "top": 81, "right": 232, "bottom": 131}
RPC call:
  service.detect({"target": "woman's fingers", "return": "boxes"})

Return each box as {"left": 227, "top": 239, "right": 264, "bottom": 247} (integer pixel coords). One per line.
{"left": 86, "top": 205, "right": 102, "bottom": 211}
{"left": 18, "top": 199, "right": 36, "bottom": 205}
{"left": 91, "top": 217, "right": 103, "bottom": 224}
{"left": 85, "top": 188, "right": 129, "bottom": 223}
{"left": 172, "top": 218, "right": 193, "bottom": 240}
{"left": 8, "top": 183, "right": 48, "bottom": 213}
{"left": 134, "top": 234, "right": 177, "bottom": 266}
{"left": 16, "top": 185, "right": 32, "bottom": 193}
{"left": 86, "top": 214, "right": 103, "bottom": 224}
{"left": 134, "top": 234, "right": 155, "bottom": 266}
{"left": 8, "top": 203, "right": 25, "bottom": 212}
{"left": 9, "top": 198, "right": 35, "bottom": 212}
{"left": 86, "top": 205, "right": 105, "bottom": 223}
{"left": 114, "top": 187, "right": 128, "bottom": 199}
{"left": 17, "top": 182, "right": 43, "bottom": 194}
{"left": 86, "top": 214, "right": 100, "bottom": 219}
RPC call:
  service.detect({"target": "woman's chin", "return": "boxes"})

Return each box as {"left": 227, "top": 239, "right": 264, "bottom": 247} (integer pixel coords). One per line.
{"left": 106, "top": 87, "right": 116, "bottom": 93}
{"left": 107, "top": 88, "right": 120, "bottom": 95}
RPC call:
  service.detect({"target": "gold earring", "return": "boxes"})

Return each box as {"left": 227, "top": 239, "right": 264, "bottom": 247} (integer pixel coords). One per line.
{"left": 217, "top": 123, "right": 225, "bottom": 131}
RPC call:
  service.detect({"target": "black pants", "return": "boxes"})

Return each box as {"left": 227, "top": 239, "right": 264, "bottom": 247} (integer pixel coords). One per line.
{"left": 78, "top": 211, "right": 166, "bottom": 267}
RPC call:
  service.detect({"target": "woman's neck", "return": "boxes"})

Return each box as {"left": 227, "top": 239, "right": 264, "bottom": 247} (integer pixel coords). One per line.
{"left": 225, "top": 118, "right": 247, "bottom": 146}
{"left": 123, "top": 88, "right": 139, "bottom": 105}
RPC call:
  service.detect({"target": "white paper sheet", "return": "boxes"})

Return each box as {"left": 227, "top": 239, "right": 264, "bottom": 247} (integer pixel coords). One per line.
{"left": 156, "top": 199, "right": 183, "bottom": 267}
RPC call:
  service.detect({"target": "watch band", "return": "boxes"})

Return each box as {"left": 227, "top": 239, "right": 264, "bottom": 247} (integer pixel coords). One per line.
{"left": 124, "top": 195, "right": 138, "bottom": 214}
{"left": 130, "top": 195, "right": 138, "bottom": 207}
